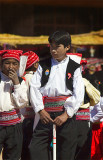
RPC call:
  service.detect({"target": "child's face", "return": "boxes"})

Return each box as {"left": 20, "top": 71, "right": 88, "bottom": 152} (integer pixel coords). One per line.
{"left": 1, "top": 58, "right": 19, "bottom": 76}
{"left": 50, "top": 42, "right": 70, "bottom": 62}
{"left": 34, "top": 61, "right": 39, "bottom": 71}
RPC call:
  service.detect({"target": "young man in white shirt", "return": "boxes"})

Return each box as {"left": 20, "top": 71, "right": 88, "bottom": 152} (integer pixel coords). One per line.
{"left": 29, "top": 30, "right": 84, "bottom": 160}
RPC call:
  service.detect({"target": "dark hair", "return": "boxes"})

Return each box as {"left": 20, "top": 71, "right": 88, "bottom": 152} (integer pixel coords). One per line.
{"left": 48, "top": 30, "right": 71, "bottom": 48}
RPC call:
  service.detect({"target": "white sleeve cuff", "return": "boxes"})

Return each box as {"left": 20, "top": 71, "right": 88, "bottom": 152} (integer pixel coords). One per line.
{"left": 34, "top": 105, "right": 44, "bottom": 113}
{"left": 14, "top": 84, "right": 20, "bottom": 89}
{"left": 65, "top": 107, "right": 74, "bottom": 118}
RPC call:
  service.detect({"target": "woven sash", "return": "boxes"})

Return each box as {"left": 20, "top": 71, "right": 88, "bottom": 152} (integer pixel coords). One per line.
{"left": 0, "top": 109, "right": 21, "bottom": 126}
{"left": 24, "top": 107, "right": 35, "bottom": 118}
{"left": 43, "top": 96, "right": 70, "bottom": 112}
{"left": 76, "top": 108, "right": 90, "bottom": 120}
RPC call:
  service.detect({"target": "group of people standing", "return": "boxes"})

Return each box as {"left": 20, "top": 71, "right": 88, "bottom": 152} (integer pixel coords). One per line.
{"left": 0, "top": 30, "right": 103, "bottom": 160}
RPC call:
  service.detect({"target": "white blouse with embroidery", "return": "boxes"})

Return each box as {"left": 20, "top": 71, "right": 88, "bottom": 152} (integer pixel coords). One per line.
{"left": 0, "top": 72, "right": 28, "bottom": 112}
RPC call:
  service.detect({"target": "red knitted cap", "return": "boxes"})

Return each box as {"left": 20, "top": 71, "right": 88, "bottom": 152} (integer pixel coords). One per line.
{"left": 23, "top": 51, "right": 39, "bottom": 69}
{"left": 0, "top": 50, "right": 23, "bottom": 61}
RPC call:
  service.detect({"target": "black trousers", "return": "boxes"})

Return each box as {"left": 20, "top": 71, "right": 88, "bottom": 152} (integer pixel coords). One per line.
{"left": 74, "top": 120, "right": 92, "bottom": 160}
{"left": 0, "top": 123, "right": 23, "bottom": 160}
{"left": 21, "top": 118, "right": 34, "bottom": 160}
{"left": 29, "top": 112, "right": 77, "bottom": 160}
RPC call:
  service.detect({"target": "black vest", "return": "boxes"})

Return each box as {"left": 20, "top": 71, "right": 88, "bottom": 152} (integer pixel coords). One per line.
{"left": 39, "top": 57, "right": 80, "bottom": 92}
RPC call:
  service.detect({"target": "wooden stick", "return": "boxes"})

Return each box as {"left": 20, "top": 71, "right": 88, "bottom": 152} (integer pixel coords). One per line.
{"left": 53, "top": 124, "right": 56, "bottom": 160}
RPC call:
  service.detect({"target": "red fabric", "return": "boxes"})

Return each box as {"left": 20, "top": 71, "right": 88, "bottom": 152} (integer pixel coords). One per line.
{"left": 76, "top": 108, "right": 90, "bottom": 120}
{"left": 43, "top": 96, "right": 70, "bottom": 112}
{"left": 66, "top": 53, "right": 82, "bottom": 57}
{"left": 0, "top": 50, "right": 23, "bottom": 61}
{"left": 0, "top": 109, "right": 21, "bottom": 126}
{"left": 91, "top": 122, "right": 103, "bottom": 160}
{"left": 23, "top": 107, "right": 35, "bottom": 118}
{"left": 80, "top": 59, "right": 87, "bottom": 65}
{"left": 22, "top": 76, "right": 26, "bottom": 81}
{"left": 23, "top": 51, "right": 39, "bottom": 69}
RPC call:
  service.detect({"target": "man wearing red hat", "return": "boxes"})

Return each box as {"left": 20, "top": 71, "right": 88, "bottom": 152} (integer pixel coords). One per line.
{"left": 75, "top": 59, "right": 100, "bottom": 160}
{"left": 20, "top": 51, "right": 39, "bottom": 160}
{"left": 0, "top": 50, "right": 28, "bottom": 160}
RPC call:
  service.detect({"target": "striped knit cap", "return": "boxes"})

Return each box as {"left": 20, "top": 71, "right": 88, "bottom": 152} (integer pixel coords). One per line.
{"left": 23, "top": 51, "right": 39, "bottom": 69}
{"left": 0, "top": 50, "right": 23, "bottom": 61}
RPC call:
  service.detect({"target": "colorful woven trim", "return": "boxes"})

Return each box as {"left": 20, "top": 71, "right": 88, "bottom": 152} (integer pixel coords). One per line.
{"left": 24, "top": 107, "right": 35, "bottom": 118}
{"left": 76, "top": 108, "right": 90, "bottom": 120}
{"left": 43, "top": 96, "right": 70, "bottom": 112}
{"left": 0, "top": 109, "right": 21, "bottom": 126}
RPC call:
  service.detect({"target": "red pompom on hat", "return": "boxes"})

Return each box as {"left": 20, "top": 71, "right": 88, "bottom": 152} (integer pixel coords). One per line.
{"left": 23, "top": 51, "right": 39, "bottom": 69}
{"left": 80, "top": 59, "right": 87, "bottom": 65}
{"left": 0, "top": 50, "right": 23, "bottom": 61}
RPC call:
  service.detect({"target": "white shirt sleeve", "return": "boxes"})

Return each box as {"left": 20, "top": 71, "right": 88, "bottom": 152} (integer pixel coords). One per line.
{"left": 100, "top": 96, "right": 103, "bottom": 112}
{"left": 30, "top": 65, "right": 44, "bottom": 113}
{"left": 64, "top": 67, "right": 85, "bottom": 117}
{"left": 90, "top": 102, "right": 103, "bottom": 123}
{"left": 12, "top": 80, "right": 28, "bottom": 108}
